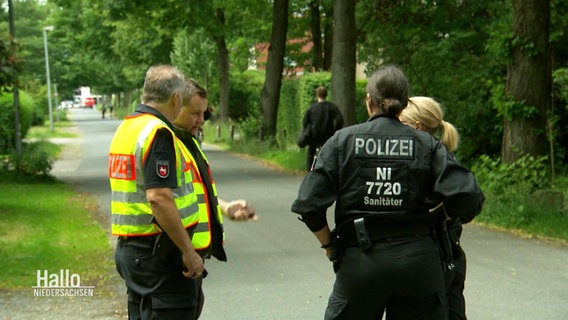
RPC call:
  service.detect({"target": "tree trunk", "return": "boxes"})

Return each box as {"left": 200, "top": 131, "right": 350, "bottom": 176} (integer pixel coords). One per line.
{"left": 260, "top": 0, "right": 289, "bottom": 140}
{"left": 8, "top": 0, "right": 21, "bottom": 158}
{"left": 309, "top": 0, "right": 323, "bottom": 71}
{"left": 322, "top": 1, "right": 333, "bottom": 71}
{"left": 330, "top": 0, "right": 356, "bottom": 126}
{"left": 502, "top": 0, "right": 550, "bottom": 163}
{"left": 215, "top": 8, "right": 230, "bottom": 122}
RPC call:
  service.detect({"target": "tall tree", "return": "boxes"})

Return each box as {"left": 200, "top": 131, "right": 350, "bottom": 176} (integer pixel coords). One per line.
{"left": 321, "top": 0, "right": 333, "bottom": 71}
{"left": 186, "top": 1, "right": 271, "bottom": 121}
{"left": 51, "top": 1, "right": 127, "bottom": 97}
{"left": 287, "top": 0, "right": 333, "bottom": 73}
{"left": 357, "top": 1, "right": 504, "bottom": 161}
{"left": 502, "top": 0, "right": 551, "bottom": 163}
{"left": 0, "top": 0, "right": 50, "bottom": 91}
{"left": 7, "top": 0, "right": 22, "bottom": 157}
{"left": 330, "top": 0, "right": 356, "bottom": 125}
{"left": 213, "top": 8, "right": 231, "bottom": 122}
{"left": 309, "top": 0, "right": 323, "bottom": 71}
{"left": 171, "top": 28, "right": 217, "bottom": 90}
{"left": 260, "top": 0, "right": 289, "bottom": 140}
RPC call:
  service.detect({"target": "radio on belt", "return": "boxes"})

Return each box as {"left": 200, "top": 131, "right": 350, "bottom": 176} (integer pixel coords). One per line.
{"left": 354, "top": 217, "right": 372, "bottom": 251}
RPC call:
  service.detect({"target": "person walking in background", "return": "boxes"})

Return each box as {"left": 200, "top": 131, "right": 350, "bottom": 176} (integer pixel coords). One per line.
{"left": 173, "top": 78, "right": 257, "bottom": 319}
{"left": 291, "top": 65, "right": 484, "bottom": 320}
{"left": 400, "top": 96, "right": 475, "bottom": 320}
{"left": 300, "top": 86, "right": 343, "bottom": 171}
{"left": 109, "top": 65, "right": 205, "bottom": 319}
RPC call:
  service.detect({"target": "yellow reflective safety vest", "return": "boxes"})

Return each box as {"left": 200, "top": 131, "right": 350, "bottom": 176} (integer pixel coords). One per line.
{"left": 108, "top": 113, "right": 198, "bottom": 237}
{"left": 185, "top": 136, "right": 224, "bottom": 253}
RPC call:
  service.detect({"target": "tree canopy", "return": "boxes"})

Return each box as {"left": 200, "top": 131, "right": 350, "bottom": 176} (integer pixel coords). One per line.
{"left": 2, "top": 0, "right": 568, "bottom": 169}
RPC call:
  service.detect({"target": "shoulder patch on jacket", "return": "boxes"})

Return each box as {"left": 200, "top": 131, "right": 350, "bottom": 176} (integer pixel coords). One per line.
{"left": 156, "top": 160, "right": 170, "bottom": 178}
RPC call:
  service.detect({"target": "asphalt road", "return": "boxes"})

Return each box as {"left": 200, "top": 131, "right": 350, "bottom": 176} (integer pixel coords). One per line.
{"left": 54, "top": 108, "right": 568, "bottom": 320}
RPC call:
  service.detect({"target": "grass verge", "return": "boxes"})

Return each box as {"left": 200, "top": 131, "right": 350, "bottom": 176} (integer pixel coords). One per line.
{"left": 26, "top": 118, "right": 76, "bottom": 140}
{"left": 0, "top": 182, "right": 114, "bottom": 289}
{"left": 203, "top": 121, "right": 307, "bottom": 173}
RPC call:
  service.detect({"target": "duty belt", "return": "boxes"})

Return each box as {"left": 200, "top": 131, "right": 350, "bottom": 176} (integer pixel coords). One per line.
{"left": 117, "top": 235, "right": 157, "bottom": 245}
{"left": 338, "top": 218, "right": 431, "bottom": 249}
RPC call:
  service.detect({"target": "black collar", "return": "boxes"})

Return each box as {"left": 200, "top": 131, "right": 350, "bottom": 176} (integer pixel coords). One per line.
{"left": 132, "top": 104, "right": 176, "bottom": 131}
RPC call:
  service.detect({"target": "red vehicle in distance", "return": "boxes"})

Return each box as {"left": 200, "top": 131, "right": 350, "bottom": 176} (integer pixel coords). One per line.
{"left": 83, "top": 97, "right": 95, "bottom": 108}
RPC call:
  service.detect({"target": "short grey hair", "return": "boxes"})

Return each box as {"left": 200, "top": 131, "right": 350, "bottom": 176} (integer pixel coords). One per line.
{"left": 141, "top": 65, "right": 186, "bottom": 104}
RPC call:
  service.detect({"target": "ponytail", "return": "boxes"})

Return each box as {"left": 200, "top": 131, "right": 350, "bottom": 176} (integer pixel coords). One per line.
{"left": 439, "top": 120, "right": 459, "bottom": 152}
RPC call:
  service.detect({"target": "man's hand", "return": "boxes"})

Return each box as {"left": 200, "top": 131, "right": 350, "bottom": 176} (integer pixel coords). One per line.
{"left": 147, "top": 187, "right": 205, "bottom": 278}
{"left": 182, "top": 249, "right": 205, "bottom": 278}
{"left": 225, "top": 199, "right": 259, "bottom": 221}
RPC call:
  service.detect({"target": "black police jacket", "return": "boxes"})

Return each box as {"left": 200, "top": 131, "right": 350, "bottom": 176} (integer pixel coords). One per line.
{"left": 291, "top": 114, "right": 485, "bottom": 231}
{"left": 303, "top": 101, "right": 344, "bottom": 145}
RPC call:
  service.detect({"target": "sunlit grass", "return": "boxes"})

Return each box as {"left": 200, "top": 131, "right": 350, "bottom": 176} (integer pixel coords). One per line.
{"left": 202, "top": 121, "right": 305, "bottom": 173}
{"left": 0, "top": 183, "right": 114, "bottom": 289}
{"left": 27, "top": 118, "right": 76, "bottom": 140}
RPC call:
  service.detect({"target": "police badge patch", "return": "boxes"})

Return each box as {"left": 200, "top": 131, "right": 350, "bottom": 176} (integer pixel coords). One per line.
{"left": 156, "top": 160, "right": 170, "bottom": 178}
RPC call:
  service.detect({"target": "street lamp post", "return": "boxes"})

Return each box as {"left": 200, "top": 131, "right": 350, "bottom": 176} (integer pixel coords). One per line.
{"left": 43, "top": 25, "right": 54, "bottom": 132}
{"left": 54, "top": 82, "right": 59, "bottom": 122}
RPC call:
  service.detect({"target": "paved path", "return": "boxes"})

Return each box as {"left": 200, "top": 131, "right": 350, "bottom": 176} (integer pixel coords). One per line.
{"left": 6, "top": 108, "right": 567, "bottom": 319}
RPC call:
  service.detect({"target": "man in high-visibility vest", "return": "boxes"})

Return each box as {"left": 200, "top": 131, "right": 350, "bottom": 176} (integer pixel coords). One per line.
{"left": 109, "top": 65, "right": 205, "bottom": 319}
{"left": 173, "top": 78, "right": 258, "bottom": 318}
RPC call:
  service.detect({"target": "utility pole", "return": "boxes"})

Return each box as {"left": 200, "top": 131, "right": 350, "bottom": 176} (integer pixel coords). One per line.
{"left": 54, "top": 83, "right": 59, "bottom": 122}
{"left": 43, "top": 25, "right": 54, "bottom": 132}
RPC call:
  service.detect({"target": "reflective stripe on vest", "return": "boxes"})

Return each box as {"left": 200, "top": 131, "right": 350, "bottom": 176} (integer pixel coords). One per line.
{"left": 109, "top": 114, "right": 198, "bottom": 236}
{"left": 184, "top": 137, "right": 224, "bottom": 250}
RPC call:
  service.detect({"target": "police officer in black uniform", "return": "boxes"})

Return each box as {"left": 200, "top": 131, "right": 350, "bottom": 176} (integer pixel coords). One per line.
{"left": 401, "top": 96, "right": 481, "bottom": 320}
{"left": 291, "top": 65, "right": 484, "bottom": 320}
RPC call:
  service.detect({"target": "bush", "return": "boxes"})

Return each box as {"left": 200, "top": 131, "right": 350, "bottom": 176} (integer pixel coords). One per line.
{"left": 0, "top": 141, "right": 55, "bottom": 183}
{"left": 472, "top": 154, "right": 549, "bottom": 227}
{"left": 228, "top": 70, "right": 265, "bottom": 121}
{"left": 473, "top": 153, "right": 549, "bottom": 195}
{"left": 239, "top": 103, "right": 262, "bottom": 140}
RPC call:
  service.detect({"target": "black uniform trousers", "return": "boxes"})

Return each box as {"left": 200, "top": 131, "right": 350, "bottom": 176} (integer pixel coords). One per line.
{"left": 325, "top": 235, "right": 447, "bottom": 320}
{"left": 444, "top": 223, "right": 467, "bottom": 320}
{"left": 115, "top": 236, "right": 200, "bottom": 320}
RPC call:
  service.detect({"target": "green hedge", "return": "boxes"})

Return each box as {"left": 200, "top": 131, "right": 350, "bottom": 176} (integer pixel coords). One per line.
{"left": 276, "top": 77, "right": 300, "bottom": 146}
{"left": 275, "top": 72, "right": 332, "bottom": 146}
{"left": 228, "top": 70, "right": 265, "bottom": 121}
{"left": 229, "top": 71, "right": 372, "bottom": 147}
{"left": 0, "top": 90, "right": 36, "bottom": 153}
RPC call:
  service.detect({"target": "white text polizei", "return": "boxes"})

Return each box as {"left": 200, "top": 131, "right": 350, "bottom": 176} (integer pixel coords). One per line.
{"left": 354, "top": 137, "right": 414, "bottom": 158}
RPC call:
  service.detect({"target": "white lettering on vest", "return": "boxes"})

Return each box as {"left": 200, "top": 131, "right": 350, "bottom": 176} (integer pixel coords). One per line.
{"left": 363, "top": 196, "right": 404, "bottom": 206}
{"left": 354, "top": 137, "right": 414, "bottom": 158}
{"left": 109, "top": 154, "right": 136, "bottom": 180}
{"left": 376, "top": 167, "right": 391, "bottom": 180}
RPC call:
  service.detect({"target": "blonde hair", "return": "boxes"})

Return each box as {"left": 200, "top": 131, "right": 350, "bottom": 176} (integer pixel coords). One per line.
{"left": 402, "top": 96, "right": 459, "bottom": 152}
